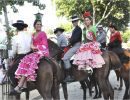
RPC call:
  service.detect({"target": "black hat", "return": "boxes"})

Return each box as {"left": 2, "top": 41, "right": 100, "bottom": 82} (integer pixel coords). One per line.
{"left": 54, "top": 28, "right": 65, "bottom": 34}
{"left": 71, "top": 15, "right": 79, "bottom": 22}
{"left": 12, "top": 20, "right": 28, "bottom": 28}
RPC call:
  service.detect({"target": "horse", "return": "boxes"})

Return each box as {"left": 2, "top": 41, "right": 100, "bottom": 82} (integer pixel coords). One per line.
{"left": 114, "top": 49, "right": 130, "bottom": 99}
{"left": 48, "top": 40, "right": 122, "bottom": 100}
{"left": 8, "top": 40, "right": 122, "bottom": 100}
{"left": 7, "top": 39, "right": 63, "bottom": 100}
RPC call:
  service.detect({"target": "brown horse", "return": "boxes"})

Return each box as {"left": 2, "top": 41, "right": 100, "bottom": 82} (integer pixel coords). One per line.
{"left": 114, "top": 49, "right": 130, "bottom": 99}
{"left": 8, "top": 39, "right": 63, "bottom": 100}
{"left": 36, "top": 40, "right": 122, "bottom": 100}
{"left": 82, "top": 51, "right": 122, "bottom": 100}
{"left": 8, "top": 40, "right": 122, "bottom": 100}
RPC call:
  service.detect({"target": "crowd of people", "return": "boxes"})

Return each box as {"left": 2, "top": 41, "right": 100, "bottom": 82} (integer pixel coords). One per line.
{"left": 0, "top": 10, "right": 124, "bottom": 95}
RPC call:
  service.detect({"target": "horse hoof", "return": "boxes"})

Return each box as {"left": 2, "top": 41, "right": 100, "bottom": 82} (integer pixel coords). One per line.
{"left": 118, "top": 87, "right": 122, "bottom": 90}
{"left": 93, "top": 96, "right": 98, "bottom": 99}
{"left": 93, "top": 95, "right": 102, "bottom": 99}
{"left": 114, "top": 87, "right": 118, "bottom": 90}
{"left": 97, "top": 95, "right": 102, "bottom": 98}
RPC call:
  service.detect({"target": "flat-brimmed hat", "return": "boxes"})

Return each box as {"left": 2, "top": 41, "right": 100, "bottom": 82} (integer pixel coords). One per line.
{"left": 97, "top": 25, "right": 103, "bottom": 28}
{"left": 97, "top": 25, "right": 103, "bottom": 29}
{"left": 71, "top": 15, "right": 79, "bottom": 22}
{"left": 54, "top": 28, "right": 65, "bottom": 34}
{"left": 12, "top": 20, "right": 28, "bottom": 28}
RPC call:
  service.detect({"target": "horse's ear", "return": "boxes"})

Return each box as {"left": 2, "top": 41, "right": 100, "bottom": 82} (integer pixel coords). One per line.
{"left": 108, "top": 51, "right": 122, "bottom": 70}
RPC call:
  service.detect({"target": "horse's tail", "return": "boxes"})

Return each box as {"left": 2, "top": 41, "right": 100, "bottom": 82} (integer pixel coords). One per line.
{"left": 108, "top": 51, "right": 122, "bottom": 70}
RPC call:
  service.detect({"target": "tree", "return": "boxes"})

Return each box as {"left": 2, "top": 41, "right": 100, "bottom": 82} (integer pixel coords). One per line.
{"left": 0, "top": 0, "right": 46, "bottom": 58}
{"left": 0, "top": 0, "right": 46, "bottom": 31}
{"left": 54, "top": 0, "right": 129, "bottom": 30}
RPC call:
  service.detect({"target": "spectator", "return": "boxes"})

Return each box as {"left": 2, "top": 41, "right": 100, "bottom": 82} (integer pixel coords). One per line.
{"left": 97, "top": 25, "right": 107, "bottom": 49}
{"left": 54, "top": 28, "right": 68, "bottom": 49}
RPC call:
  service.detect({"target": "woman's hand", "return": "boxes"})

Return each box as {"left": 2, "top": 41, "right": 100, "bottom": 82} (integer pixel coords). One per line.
{"left": 31, "top": 45, "right": 38, "bottom": 51}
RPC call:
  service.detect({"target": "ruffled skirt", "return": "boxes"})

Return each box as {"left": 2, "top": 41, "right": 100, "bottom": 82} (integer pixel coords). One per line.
{"left": 15, "top": 52, "right": 43, "bottom": 81}
{"left": 73, "top": 42, "right": 105, "bottom": 70}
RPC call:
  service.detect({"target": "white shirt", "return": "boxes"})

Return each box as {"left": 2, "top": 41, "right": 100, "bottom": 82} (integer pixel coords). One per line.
{"left": 11, "top": 31, "right": 32, "bottom": 57}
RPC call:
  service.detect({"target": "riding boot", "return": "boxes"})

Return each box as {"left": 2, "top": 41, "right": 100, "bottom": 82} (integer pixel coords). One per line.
{"left": 63, "top": 69, "right": 74, "bottom": 82}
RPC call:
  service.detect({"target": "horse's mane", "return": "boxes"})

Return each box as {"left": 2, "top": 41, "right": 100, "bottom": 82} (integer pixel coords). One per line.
{"left": 47, "top": 39, "right": 63, "bottom": 58}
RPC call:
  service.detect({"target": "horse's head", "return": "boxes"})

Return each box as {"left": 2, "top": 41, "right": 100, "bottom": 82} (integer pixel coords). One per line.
{"left": 48, "top": 39, "right": 63, "bottom": 60}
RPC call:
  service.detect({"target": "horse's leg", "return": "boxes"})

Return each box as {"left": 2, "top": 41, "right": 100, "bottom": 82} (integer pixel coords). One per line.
{"left": 37, "top": 75, "right": 53, "bottom": 100}
{"left": 98, "top": 79, "right": 109, "bottom": 100}
{"left": 106, "top": 79, "right": 114, "bottom": 100}
{"left": 25, "top": 91, "right": 30, "bottom": 100}
{"left": 93, "top": 82, "right": 99, "bottom": 99}
{"left": 118, "top": 76, "right": 123, "bottom": 90}
{"left": 123, "top": 80, "right": 129, "bottom": 99}
{"left": 15, "top": 94, "right": 20, "bottom": 100}
{"left": 51, "top": 78, "right": 60, "bottom": 100}
{"left": 85, "top": 76, "right": 92, "bottom": 97}
{"left": 61, "top": 82, "right": 68, "bottom": 100}
{"left": 97, "top": 83, "right": 102, "bottom": 98}
{"left": 80, "top": 81, "right": 87, "bottom": 100}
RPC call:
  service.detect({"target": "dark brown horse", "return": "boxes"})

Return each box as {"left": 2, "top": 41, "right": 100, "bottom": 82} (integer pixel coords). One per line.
{"left": 57, "top": 46, "right": 122, "bottom": 99}
{"left": 8, "top": 40, "right": 122, "bottom": 100}
{"left": 114, "top": 49, "right": 130, "bottom": 99}
{"left": 8, "top": 39, "right": 63, "bottom": 100}
{"left": 28, "top": 40, "right": 122, "bottom": 100}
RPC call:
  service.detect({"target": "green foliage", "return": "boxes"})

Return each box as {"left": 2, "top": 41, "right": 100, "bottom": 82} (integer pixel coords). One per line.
{"left": 58, "top": 22, "right": 72, "bottom": 32}
{"left": 0, "top": 0, "right": 46, "bottom": 13}
{"left": 54, "top": 0, "right": 130, "bottom": 30}
{"left": 46, "top": 28, "right": 54, "bottom": 35}
{"left": 122, "top": 29, "right": 130, "bottom": 43}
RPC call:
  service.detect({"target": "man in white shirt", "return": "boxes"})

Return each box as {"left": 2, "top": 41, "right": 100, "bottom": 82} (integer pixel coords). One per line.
{"left": 8, "top": 20, "right": 32, "bottom": 88}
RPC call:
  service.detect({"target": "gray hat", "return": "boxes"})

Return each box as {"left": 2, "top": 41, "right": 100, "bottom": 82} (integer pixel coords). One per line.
{"left": 54, "top": 28, "right": 65, "bottom": 34}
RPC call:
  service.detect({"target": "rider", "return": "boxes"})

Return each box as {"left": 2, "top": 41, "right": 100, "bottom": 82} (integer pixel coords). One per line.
{"left": 97, "top": 25, "right": 107, "bottom": 50}
{"left": 108, "top": 23, "right": 130, "bottom": 68}
{"left": 62, "top": 15, "right": 82, "bottom": 82}
{"left": 107, "top": 23, "right": 124, "bottom": 61}
{"left": 54, "top": 27, "right": 68, "bottom": 50}
{"left": 73, "top": 11, "right": 105, "bottom": 70}
{"left": 8, "top": 20, "right": 32, "bottom": 88}
{"left": 9, "top": 19, "right": 49, "bottom": 95}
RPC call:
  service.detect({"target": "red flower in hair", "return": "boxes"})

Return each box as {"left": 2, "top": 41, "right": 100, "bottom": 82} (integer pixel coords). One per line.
{"left": 83, "top": 11, "right": 91, "bottom": 18}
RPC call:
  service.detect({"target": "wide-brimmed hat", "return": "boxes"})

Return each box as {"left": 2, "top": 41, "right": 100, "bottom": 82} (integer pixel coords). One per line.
{"left": 97, "top": 25, "right": 103, "bottom": 29}
{"left": 54, "top": 28, "right": 65, "bottom": 34}
{"left": 12, "top": 20, "right": 28, "bottom": 28}
{"left": 71, "top": 15, "right": 80, "bottom": 22}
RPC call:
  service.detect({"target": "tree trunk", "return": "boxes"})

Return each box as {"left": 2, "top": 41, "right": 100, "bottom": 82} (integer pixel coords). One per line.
{"left": 90, "top": 0, "right": 96, "bottom": 25}
{"left": 3, "top": 0, "right": 9, "bottom": 31}
{"left": 2, "top": 0, "right": 10, "bottom": 58}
